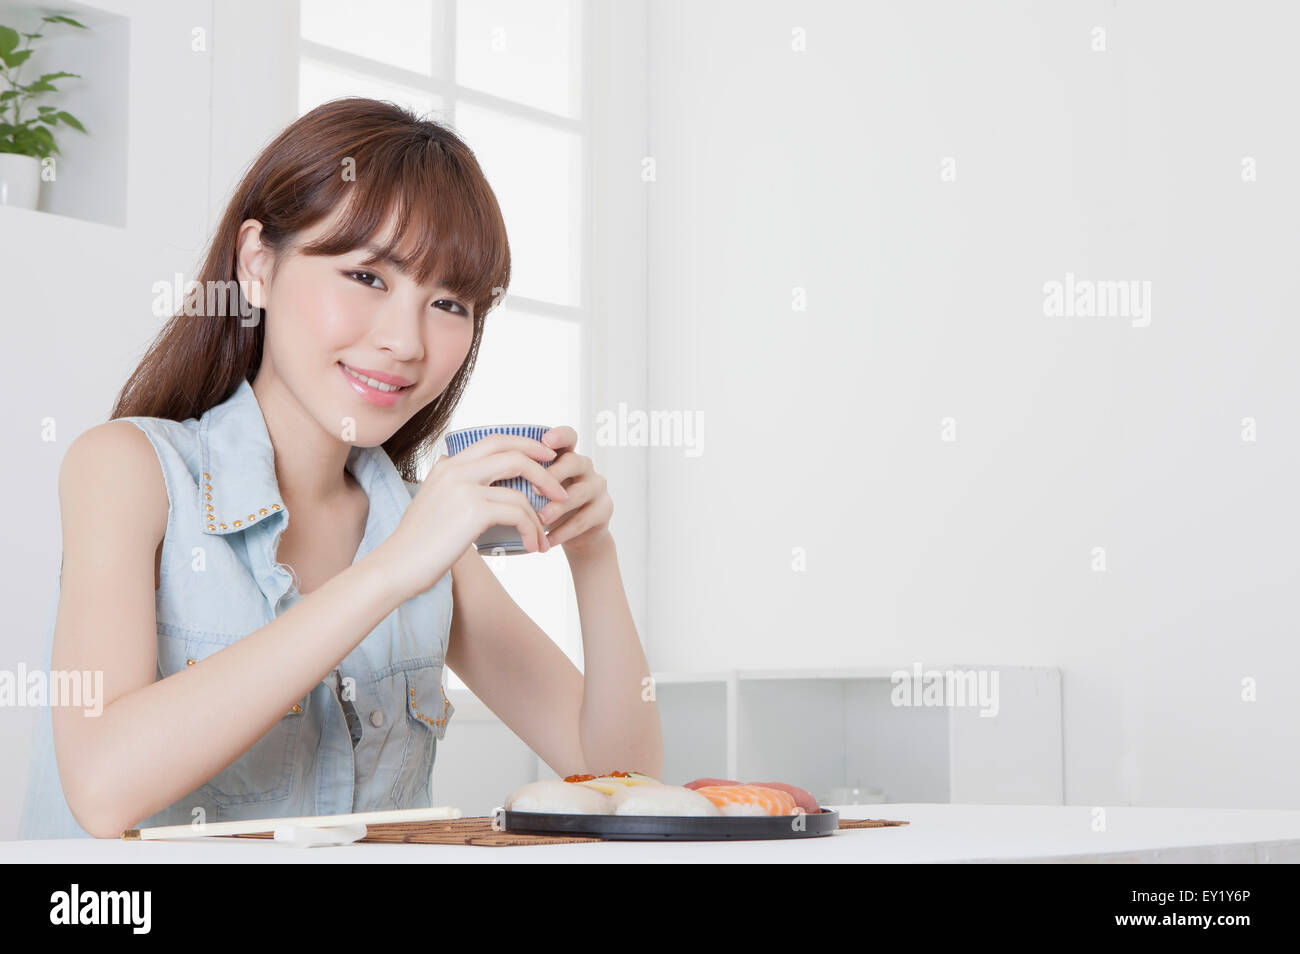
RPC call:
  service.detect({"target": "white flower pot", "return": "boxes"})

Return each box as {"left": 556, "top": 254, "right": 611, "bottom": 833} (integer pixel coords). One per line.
{"left": 0, "top": 153, "right": 42, "bottom": 210}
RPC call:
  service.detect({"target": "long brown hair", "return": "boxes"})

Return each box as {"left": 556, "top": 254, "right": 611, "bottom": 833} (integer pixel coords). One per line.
{"left": 110, "top": 97, "right": 511, "bottom": 481}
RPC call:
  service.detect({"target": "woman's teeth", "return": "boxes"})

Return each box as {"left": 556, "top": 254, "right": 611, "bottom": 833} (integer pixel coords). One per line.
{"left": 341, "top": 363, "right": 409, "bottom": 392}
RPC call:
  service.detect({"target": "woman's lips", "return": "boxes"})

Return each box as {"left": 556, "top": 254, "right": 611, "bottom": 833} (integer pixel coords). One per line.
{"left": 338, "top": 361, "right": 412, "bottom": 407}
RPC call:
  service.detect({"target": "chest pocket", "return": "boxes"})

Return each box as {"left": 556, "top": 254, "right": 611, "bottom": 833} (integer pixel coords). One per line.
{"left": 389, "top": 663, "right": 454, "bottom": 807}
{"left": 157, "top": 624, "right": 311, "bottom": 807}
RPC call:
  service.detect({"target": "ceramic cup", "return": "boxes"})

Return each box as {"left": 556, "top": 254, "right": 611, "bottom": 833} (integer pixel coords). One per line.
{"left": 441, "top": 424, "right": 554, "bottom": 555}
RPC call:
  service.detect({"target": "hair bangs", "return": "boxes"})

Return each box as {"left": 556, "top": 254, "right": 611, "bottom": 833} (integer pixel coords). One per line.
{"left": 296, "top": 134, "right": 509, "bottom": 319}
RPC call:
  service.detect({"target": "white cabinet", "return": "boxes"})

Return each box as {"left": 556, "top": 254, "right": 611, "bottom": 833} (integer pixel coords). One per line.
{"left": 433, "top": 665, "right": 1063, "bottom": 815}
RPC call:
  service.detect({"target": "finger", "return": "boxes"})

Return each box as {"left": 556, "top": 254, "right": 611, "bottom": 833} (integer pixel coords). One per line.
{"left": 548, "top": 497, "right": 612, "bottom": 547}
{"left": 537, "top": 479, "right": 588, "bottom": 525}
{"left": 540, "top": 503, "right": 577, "bottom": 533}
{"left": 467, "top": 450, "right": 569, "bottom": 503}
{"left": 484, "top": 486, "right": 548, "bottom": 552}
{"left": 541, "top": 426, "right": 579, "bottom": 451}
{"left": 545, "top": 512, "right": 587, "bottom": 548}
{"left": 483, "top": 493, "right": 548, "bottom": 553}
{"left": 449, "top": 432, "right": 556, "bottom": 465}
{"left": 531, "top": 454, "right": 581, "bottom": 498}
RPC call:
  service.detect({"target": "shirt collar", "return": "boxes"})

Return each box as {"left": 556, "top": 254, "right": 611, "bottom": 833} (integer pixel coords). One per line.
{"left": 196, "top": 377, "right": 413, "bottom": 536}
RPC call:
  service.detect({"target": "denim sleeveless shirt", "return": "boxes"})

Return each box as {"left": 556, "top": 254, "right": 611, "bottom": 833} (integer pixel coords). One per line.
{"left": 19, "top": 377, "right": 455, "bottom": 838}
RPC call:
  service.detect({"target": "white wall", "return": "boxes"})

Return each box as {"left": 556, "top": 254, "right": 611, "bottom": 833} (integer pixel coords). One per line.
{"left": 0, "top": 0, "right": 297, "bottom": 839}
{"left": 643, "top": 0, "right": 1300, "bottom": 808}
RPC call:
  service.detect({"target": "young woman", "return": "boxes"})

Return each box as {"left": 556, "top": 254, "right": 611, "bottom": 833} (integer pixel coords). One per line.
{"left": 19, "top": 97, "right": 661, "bottom": 839}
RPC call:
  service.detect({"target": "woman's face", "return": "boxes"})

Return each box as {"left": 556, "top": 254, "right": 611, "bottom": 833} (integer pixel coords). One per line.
{"left": 238, "top": 211, "right": 476, "bottom": 447}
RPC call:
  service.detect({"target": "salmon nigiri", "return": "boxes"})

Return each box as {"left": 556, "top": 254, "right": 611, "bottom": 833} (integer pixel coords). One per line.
{"left": 694, "top": 784, "right": 799, "bottom": 816}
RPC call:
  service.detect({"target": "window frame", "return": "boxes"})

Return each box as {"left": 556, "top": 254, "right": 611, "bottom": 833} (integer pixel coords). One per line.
{"left": 292, "top": 0, "right": 596, "bottom": 679}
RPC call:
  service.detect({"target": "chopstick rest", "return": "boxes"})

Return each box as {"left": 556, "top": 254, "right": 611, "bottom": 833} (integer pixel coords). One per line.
{"left": 273, "top": 823, "right": 367, "bottom": 848}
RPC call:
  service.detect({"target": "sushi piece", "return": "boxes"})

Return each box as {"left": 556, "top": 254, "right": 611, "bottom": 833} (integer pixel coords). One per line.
{"left": 746, "top": 781, "right": 819, "bottom": 814}
{"left": 573, "top": 772, "right": 659, "bottom": 795}
{"left": 684, "top": 777, "right": 820, "bottom": 812}
{"left": 505, "top": 780, "right": 613, "bottom": 814}
{"left": 610, "top": 784, "right": 721, "bottom": 816}
{"left": 682, "top": 777, "right": 742, "bottom": 790}
{"left": 694, "top": 784, "right": 799, "bottom": 816}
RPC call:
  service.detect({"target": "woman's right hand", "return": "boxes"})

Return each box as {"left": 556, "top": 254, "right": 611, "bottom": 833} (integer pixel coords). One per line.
{"left": 374, "top": 433, "right": 570, "bottom": 597}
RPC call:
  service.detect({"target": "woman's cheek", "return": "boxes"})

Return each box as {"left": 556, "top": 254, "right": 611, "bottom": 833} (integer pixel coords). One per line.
{"left": 434, "top": 326, "right": 473, "bottom": 381}
{"left": 314, "top": 295, "right": 369, "bottom": 344}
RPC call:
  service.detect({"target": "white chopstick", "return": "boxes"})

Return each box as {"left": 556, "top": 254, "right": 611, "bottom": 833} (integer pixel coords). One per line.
{"left": 121, "top": 805, "right": 462, "bottom": 841}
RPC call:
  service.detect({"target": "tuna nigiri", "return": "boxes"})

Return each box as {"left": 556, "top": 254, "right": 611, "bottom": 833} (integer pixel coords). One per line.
{"left": 746, "top": 781, "right": 819, "bottom": 814}
{"left": 694, "top": 784, "right": 799, "bottom": 816}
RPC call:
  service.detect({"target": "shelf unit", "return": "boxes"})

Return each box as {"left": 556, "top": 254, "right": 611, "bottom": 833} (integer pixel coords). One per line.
{"left": 439, "top": 664, "right": 1063, "bottom": 815}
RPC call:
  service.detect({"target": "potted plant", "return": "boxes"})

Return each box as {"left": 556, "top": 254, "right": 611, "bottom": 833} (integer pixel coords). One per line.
{"left": 0, "top": 15, "right": 87, "bottom": 210}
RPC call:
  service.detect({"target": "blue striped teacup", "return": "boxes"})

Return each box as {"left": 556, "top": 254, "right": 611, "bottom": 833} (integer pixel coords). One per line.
{"left": 442, "top": 424, "right": 554, "bottom": 555}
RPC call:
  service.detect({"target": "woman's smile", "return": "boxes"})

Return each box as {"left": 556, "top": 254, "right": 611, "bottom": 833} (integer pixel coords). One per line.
{"left": 337, "top": 361, "right": 415, "bottom": 407}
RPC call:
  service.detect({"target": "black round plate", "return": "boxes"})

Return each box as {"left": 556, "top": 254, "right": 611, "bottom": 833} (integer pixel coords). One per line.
{"left": 501, "top": 808, "right": 839, "bottom": 841}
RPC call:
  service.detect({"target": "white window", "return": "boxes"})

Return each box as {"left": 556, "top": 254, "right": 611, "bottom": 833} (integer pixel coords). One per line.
{"left": 297, "top": 0, "right": 590, "bottom": 678}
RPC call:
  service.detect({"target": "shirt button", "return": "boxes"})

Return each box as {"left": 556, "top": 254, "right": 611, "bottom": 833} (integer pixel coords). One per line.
{"left": 370, "top": 709, "right": 384, "bottom": 728}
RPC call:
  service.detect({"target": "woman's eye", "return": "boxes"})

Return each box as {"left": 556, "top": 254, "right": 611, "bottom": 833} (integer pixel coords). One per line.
{"left": 436, "top": 299, "right": 469, "bottom": 317}
{"left": 346, "top": 270, "right": 386, "bottom": 290}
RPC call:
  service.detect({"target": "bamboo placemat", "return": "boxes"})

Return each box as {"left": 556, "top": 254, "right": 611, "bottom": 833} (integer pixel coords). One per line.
{"left": 837, "top": 817, "right": 910, "bottom": 830}
{"left": 231, "top": 814, "right": 909, "bottom": 847}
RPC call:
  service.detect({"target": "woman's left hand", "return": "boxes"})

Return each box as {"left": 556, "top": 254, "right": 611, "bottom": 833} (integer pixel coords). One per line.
{"left": 534, "top": 426, "right": 613, "bottom": 555}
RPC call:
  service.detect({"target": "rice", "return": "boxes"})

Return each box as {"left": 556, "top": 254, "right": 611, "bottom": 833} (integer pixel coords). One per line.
{"left": 504, "top": 779, "right": 614, "bottom": 814}
{"left": 610, "top": 783, "right": 722, "bottom": 816}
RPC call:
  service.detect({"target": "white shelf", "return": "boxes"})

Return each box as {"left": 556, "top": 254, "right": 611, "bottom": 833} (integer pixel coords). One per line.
{"left": 0, "top": 0, "right": 130, "bottom": 227}
{"left": 438, "top": 665, "right": 1063, "bottom": 815}
{"left": 654, "top": 665, "right": 1064, "bottom": 806}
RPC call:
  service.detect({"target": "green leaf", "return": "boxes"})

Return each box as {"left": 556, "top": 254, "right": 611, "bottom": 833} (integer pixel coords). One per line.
{"left": 1, "top": 48, "right": 34, "bottom": 69}
{"left": 55, "top": 111, "right": 85, "bottom": 132}
{"left": 0, "top": 25, "right": 19, "bottom": 55}
{"left": 0, "top": 91, "right": 18, "bottom": 102}
{"left": 42, "top": 15, "right": 88, "bottom": 29}
{"left": 36, "top": 105, "right": 55, "bottom": 113}
{"left": 21, "top": 81, "right": 56, "bottom": 93}
{"left": 37, "top": 71, "right": 80, "bottom": 83}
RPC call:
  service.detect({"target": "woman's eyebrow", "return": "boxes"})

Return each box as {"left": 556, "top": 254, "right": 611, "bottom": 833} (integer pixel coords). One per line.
{"left": 356, "top": 244, "right": 455, "bottom": 295}
{"left": 357, "top": 244, "right": 411, "bottom": 276}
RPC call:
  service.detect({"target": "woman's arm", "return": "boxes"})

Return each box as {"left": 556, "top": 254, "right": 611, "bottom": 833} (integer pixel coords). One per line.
{"left": 565, "top": 532, "right": 662, "bottom": 778}
{"left": 52, "top": 421, "right": 413, "bottom": 837}
{"left": 445, "top": 531, "right": 662, "bottom": 780}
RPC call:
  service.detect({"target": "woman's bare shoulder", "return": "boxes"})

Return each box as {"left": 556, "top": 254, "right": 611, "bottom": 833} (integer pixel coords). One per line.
{"left": 59, "top": 420, "right": 169, "bottom": 544}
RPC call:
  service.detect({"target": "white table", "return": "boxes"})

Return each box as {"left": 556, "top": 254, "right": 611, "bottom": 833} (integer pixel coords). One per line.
{"left": 5, "top": 804, "right": 1300, "bottom": 863}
